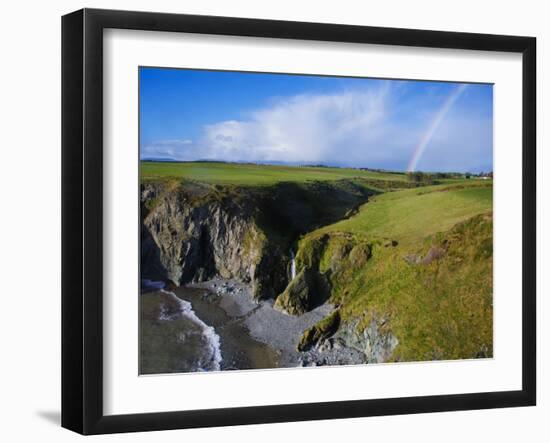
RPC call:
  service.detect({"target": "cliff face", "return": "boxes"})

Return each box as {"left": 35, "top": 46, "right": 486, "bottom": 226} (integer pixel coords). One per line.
{"left": 140, "top": 172, "right": 493, "bottom": 365}
{"left": 293, "top": 211, "right": 493, "bottom": 363}
{"left": 276, "top": 231, "right": 373, "bottom": 314}
{"left": 141, "top": 183, "right": 287, "bottom": 299}
{"left": 140, "top": 179, "right": 372, "bottom": 300}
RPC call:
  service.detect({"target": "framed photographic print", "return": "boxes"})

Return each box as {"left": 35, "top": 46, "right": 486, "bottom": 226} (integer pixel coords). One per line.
{"left": 61, "top": 8, "right": 536, "bottom": 435}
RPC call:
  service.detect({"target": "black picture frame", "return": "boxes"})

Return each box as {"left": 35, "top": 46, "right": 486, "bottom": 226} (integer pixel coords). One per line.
{"left": 61, "top": 8, "right": 536, "bottom": 435}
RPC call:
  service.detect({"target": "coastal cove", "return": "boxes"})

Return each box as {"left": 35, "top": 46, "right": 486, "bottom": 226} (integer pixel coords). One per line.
{"left": 139, "top": 161, "right": 493, "bottom": 374}
{"left": 140, "top": 278, "right": 366, "bottom": 374}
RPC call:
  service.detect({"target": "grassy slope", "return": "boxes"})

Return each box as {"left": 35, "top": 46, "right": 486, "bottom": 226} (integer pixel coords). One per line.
{"left": 316, "top": 182, "right": 493, "bottom": 246}
{"left": 140, "top": 161, "right": 407, "bottom": 185}
{"left": 297, "top": 181, "right": 493, "bottom": 362}
{"left": 141, "top": 161, "right": 493, "bottom": 362}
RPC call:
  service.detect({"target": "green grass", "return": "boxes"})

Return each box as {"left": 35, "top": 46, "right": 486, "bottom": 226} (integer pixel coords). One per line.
{"left": 140, "top": 161, "right": 408, "bottom": 185}
{"left": 141, "top": 160, "right": 493, "bottom": 362}
{"left": 314, "top": 181, "right": 492, "bottom": 246}
{"left": 343, "top": 213, "right": 493, "bottom": 361}
{"left": 295, "top": 181, "right": 493, "bottom": 362}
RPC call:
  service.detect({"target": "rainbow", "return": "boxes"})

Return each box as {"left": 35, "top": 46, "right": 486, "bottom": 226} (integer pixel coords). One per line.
{"left": 407, "top": 84, "right": 468, "bottom": 172}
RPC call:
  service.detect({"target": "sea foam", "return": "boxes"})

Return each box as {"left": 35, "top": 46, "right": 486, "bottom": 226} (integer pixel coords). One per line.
{"left": 159, "top": 290, "right": 223, "bottom": 371}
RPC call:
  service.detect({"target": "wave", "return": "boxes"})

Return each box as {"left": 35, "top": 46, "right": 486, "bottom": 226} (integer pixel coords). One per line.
{"left": 159, "top": 290, "right": 223, "bottom": 371}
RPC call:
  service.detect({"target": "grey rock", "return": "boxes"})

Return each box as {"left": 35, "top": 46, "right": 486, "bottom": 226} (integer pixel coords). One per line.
{"left": 140, "top": 183, "right": 287, "bottom": 300}
{"left": 334, "top": 318, "right": 398, "bottom": 364}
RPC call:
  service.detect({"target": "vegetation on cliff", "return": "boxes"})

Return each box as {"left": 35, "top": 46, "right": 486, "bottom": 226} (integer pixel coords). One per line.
{"left": 140, "top": 161, "right": 493, "bottom": 363}
{"left": 274, "top": 266, "right": 331, "bottom": 315}
{"left": 297, "top": 310, "right": 341, "bottom": 351}
{"left": 293, "top": 181, "right": 493, "bottom": 362}
{"left": 140, "top": 162, "right": 409, "bottom": 299}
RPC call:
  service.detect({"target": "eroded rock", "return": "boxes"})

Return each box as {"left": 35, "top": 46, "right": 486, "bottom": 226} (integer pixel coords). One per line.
{"left": 297, "top": 310, "right": 340, "bottom": 351}
{"left": 274, "top": 267, "right": 331, "bottom": 315}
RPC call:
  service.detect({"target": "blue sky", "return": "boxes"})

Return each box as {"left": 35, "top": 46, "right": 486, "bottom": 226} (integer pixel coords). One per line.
{"left": 139, "top": 67, "right": 493, "bottom": 172}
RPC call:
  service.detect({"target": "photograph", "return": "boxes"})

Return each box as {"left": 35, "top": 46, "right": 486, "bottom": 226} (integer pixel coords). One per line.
{"left": 139, "top": 67, "right": 494, "bottom": 374}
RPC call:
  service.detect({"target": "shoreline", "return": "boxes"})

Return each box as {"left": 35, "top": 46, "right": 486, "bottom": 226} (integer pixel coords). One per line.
{"left": 187, "top": 278, "right": 366, "bottom": 369}
{"left": 188, "top": 279, "right": 333, "bottom": 367}
{"left": 174, "top": 283, "right": 280, "bottom": 371}
{"left": 140, "top": 278, "right": 367, "bottom": 374}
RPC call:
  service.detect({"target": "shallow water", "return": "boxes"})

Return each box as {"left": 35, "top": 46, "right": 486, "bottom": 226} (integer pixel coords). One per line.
{"left": 140, "top": 290, "right": 221, "bottom": 374}
{"left": 175, "top": 287, "right": 281, "bottom": 370}
{"left": 139, "top": 287, "right": 280, "bottom": 374}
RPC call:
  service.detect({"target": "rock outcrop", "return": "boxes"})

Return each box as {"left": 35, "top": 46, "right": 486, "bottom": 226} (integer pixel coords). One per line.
{"left": 140, "top": 179, "right": 372, "bottom": 300}
{"left": 297, "top": 311, "right": 398, "bottom": 363}
{"left": 274, "top": 267, "right": 331, "bottom": 315}
{"left": 360, "top": 319, "right": 399, "bottom": 363}
{"left": 316, "top": 317, "right": 398, "bottom": 363}
{"left": 275, "top": 231, "right": 373, "bottom": 315}
{"left": 141, "top": 182, "right": 287, "bottom": 300}
{"left": 297, "top": 310, "right": 340, "bottom": 351}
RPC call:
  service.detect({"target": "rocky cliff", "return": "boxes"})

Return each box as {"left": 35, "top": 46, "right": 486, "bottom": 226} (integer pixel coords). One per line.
{"left": 140, "top": 179, "right": 373, "bottom": 300}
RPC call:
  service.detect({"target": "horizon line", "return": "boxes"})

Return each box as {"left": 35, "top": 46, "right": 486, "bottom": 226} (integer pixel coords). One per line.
{"left": 139, "top": 158, "right": 492, "bottom": 175}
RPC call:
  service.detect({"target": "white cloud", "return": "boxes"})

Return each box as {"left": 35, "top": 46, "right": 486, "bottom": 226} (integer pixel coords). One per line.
{"left": 141, "top": 82, "right": 492, "bottom": 172}
{"left": 199, "top": 84, "right": 392, "bottom": 164}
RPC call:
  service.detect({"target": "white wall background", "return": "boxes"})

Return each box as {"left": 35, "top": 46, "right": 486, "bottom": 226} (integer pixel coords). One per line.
{"left": 0, "top": 0, "right": 546, "bottom": 441}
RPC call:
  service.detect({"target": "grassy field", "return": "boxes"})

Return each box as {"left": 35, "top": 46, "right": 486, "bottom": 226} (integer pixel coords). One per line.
{"left": 315, "top": 181, "right": 493, "bottom": 246}
{"left": 295, "top": 180, "right": 493, "bottom": 362}
{"left": 141, "top": 160, "right": 493, "bottom": 362}
{"left": 140, "top": 161, "right": 408, "bottom": 185}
